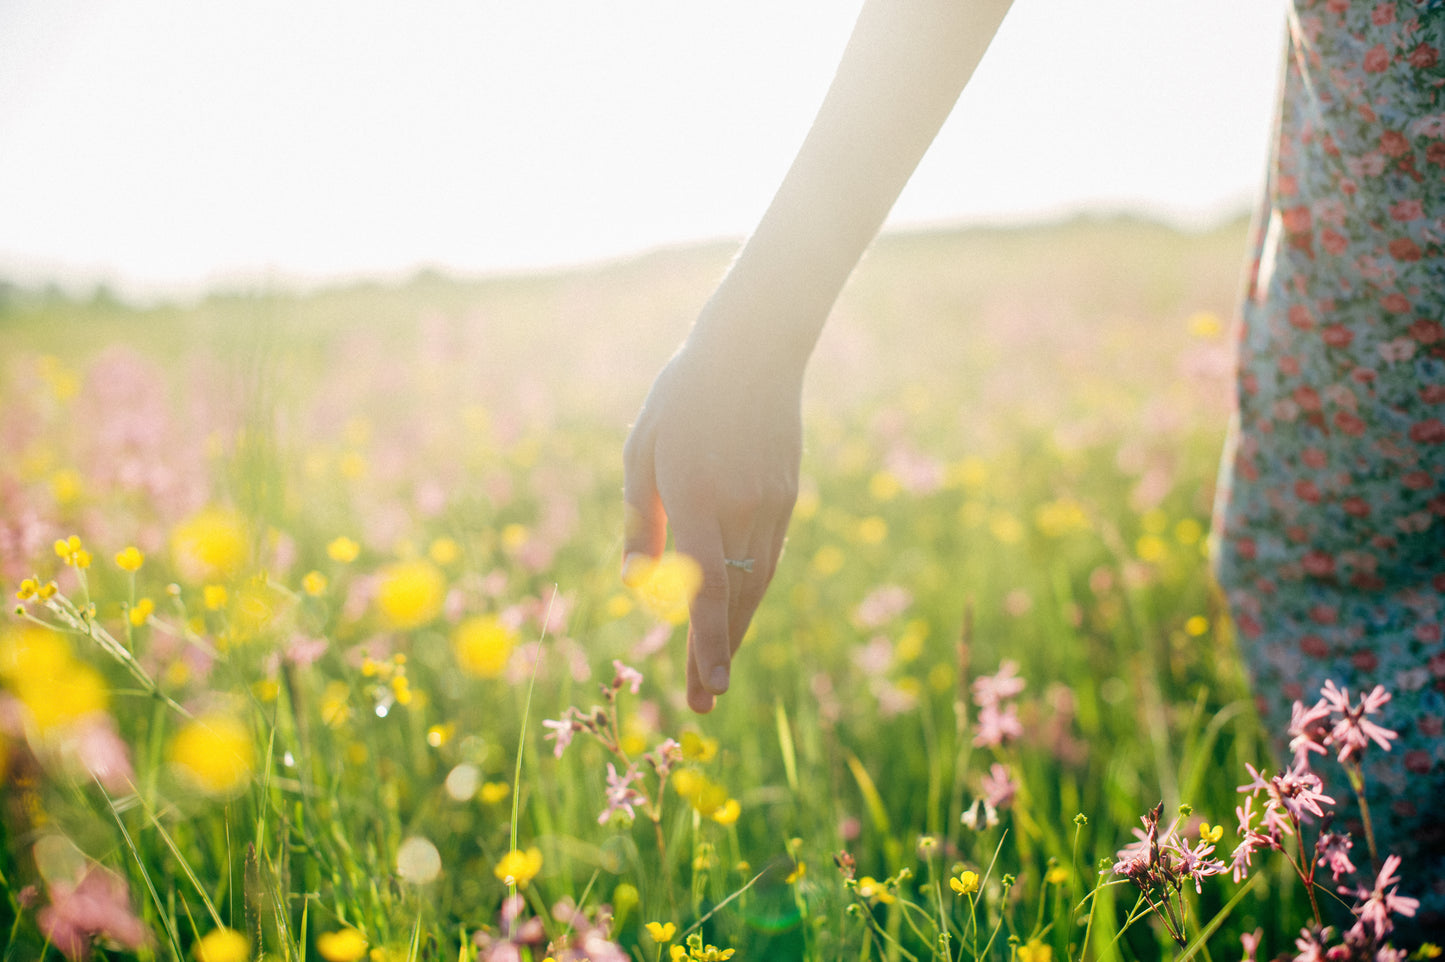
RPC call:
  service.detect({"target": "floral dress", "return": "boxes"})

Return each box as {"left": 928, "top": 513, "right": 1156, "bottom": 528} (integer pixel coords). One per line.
{"left": 1212, "top": 0, "right": 1445, "bottom": 926}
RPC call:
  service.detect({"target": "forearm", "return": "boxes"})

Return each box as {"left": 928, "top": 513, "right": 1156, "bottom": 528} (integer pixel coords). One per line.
{"left": 690, "top": 0, "right": 1015, "bottom": 376}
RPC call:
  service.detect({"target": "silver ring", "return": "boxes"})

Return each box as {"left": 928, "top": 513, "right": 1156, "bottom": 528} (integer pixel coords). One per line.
{"left": 723, "top": 557, "right": 755, "bottom": 573}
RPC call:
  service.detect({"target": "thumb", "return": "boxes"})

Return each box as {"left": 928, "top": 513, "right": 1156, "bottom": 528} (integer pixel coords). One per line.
{"left": 621, "top": 431, "right": 666, "bottom": 574}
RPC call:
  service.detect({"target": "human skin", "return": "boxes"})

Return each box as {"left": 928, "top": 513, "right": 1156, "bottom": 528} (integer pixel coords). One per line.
{"left": 622, "top": 0, "right": 1015, "bottom": 712}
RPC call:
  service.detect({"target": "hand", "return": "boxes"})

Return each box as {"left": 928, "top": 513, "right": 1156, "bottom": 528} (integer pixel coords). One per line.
{"left": 622, "top": 336, "right": 803, "bottom": 712}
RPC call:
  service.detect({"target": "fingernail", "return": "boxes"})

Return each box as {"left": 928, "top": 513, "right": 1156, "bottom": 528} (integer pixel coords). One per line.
{"left": 708, "top": 665, "right": 730, "bottom": 693}
{"left": 621, "top": 552, "right": 648, "bottom": 587}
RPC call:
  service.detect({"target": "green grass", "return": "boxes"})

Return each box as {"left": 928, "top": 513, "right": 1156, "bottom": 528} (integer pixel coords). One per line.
{"left": 0, "top": 214, "right": 1337, "bottom": 961}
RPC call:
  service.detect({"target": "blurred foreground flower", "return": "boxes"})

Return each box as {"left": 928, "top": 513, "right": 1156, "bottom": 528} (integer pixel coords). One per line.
{"left": 171, "top": 507, "right": 248, "bottom": 582}
{"left": 36, "top": 863, "right": 147, "bottom": 961}
{"left": 193, "top": 927, "right": 249, "bottom": 962}
{"left": 622, "top": 553, "right": 701, "bottom": 625}
{"left": 375, "top": 559, "right": 445, "bottom": 629}
{"left": 316, "top": 927, "right": 369, "bottom": 962}
{"left": 452, "top": 615, "right": 516, "bottom": 678}
{"left": 168, "top": 713, "right": 255, "bottom": 795}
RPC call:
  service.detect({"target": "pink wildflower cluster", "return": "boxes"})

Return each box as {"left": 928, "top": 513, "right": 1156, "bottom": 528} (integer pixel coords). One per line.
{"left": 35, "top": 865, "right": 148, "bottom": 961}
{"left": 1113, "top": 803, "right": 1227, "bottom": 946}
{"left": 473, "top": 894, "right": 627, "bottom": 962}
{"left": 1228, "top": 680, "right": 1420, "bottom": 956}
{"left": 970, "top": 659, "right": 1025, "bottom": 748}
{"left": 541, "top": 659, "right": 683, "bottom": 826}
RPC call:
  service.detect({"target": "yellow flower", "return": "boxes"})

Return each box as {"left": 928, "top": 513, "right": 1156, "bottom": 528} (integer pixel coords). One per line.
{"left": 1184, "top": 615, "right": 1209, "bottom": 637}
{"left": 670, "top": 947, "right": 687, "bottom": 962}
{"left": 680, "top": 730, "right": 718, "bottom": 763}
{"left": 428, "top": 536, "right": 461, "bottom": 566}
{"left": 451, "top": 615, "right": 515, "bottom": 678}
{"left": 50, "top": 469, "right": 83, "bottom": 504}
{"left": 302, "top": 570, "right": 328, "bottom": 596}
{"left": 855, "top": 876, "right": 895, "bottom": 905}
{"left": 169, "top": 714, "right": 255, "bottom": 795}
{"left": 114, "top": 546, "right": 144, "bottom": 572}
{"left": 1045, "top": 866, "right": 1070, "bottom": 885}
{"left": 854, "top": 516, "right": 888, "bottom": 545}
{"left": 1017, "top": 940, "right": 1052, "bottom": 962}
{"left": 500, "top": 523, "right": 529, "bottom": 552}
{"left": 0, "top": 626, "right": 108, "bottom": 730}
{"left": 1187, "top": 309, "right": 1223, "bottom": 339}
{"left": 810, "top": 544, "right": 845, "bottom": 576}
{"left": 53, "top": 536, "right": 91, "bottom": 569}
{"left": 327, "top": 537, "right": 361, "bottom": 563}
{"left": 193, "top": 927, "right": 250, "bottom": 962}
{"left": 493, "top": 847, "right": 542, "bottom": 888}
{"left": 784, "top": 862, "right": 805, "bottom": 885}
{"left": 622, "top": 553, "right": 702, "bottom": 625}
{"left": 375, "top": 560, "right": 445, "bottom": 629}
{"left": 171, "top": 508, "right": 248, "bottom": 581}
{"left": 15, "top": 578, "right": 39, "bottom": 602}
{"left": 203, "top": 585, "right": 229, "bottom": 611}
{"left": 710, "top": 798, "right": 741, "bottom": 827}
{"left": 671, "top": 770, "right": 727, "bottom": 817}
{"left": 1199, "top": 822, "right": 1224, "bottom": 844}
{"left": 645, "top": 921, "right": 677, "bottom": 943}
{"left": 128, "top": 597, "right": 155, "bottom": 627}
{"left": 479, "top": 781, "right": 510, "bottom": 804}
{"left": 317, "top": 927, "right": 369, "bottom": 962}
{"left": 950, "top": 870, "right": 979, "bottom": 896}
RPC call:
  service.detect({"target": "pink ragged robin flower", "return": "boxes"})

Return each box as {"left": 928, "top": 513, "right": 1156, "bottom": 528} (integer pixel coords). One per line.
{"left": 598, "top": 762, "right": 646, "bottom": 825}
{"left": 611, "top": 659, "right": 643, "bottom": 695}
{"left": 971, "top": 659, "right": 1026, "bottom": 707}
{"left": 1319, "top": 681, "right": 1398, "bottom": 763}
{"left": 1315, "top": 831, "right": 1356, "bottom": 881}
{"left": 1339, "top": 854, "right": 1419, "bottom": 942}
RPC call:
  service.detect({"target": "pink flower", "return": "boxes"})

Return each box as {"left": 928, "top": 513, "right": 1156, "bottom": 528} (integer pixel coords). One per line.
{"left": 971, "top": 660, "right": 1026, "bottom": 707}
{"left": 980, "top": 763, "right": 1016, "bottom": 809}
{"left": 598, "top": 763, "right": 645, "bottom": 825}
{"left": 1286, "top": 698, "right": 1332, "bottom": 765}
{"left": 542, "top": 712, "right": 579, "bottom": 758}
{"left": 852, "top": 585, "right": 913, "bottom": 629}
{"left": 37, "top": 866, "right": 148, "bottom": 961}
{"left": 972, "top": 702, "right": 1022, "bottom": 748}
{"left": 1340, "top": 854, "right": 1419, "bottom": 941}
{"left": 1320, "top": 682, "right": 1398, "bottom": 763}
{"left": 611, "top": 660, "right": 643, "bottom": 695}
{"left": 1315, "top": 831, "right": 1356, "bottom": 881}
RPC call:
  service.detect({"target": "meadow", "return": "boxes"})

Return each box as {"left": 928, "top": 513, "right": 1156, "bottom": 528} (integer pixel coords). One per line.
{"left": 0, "top": 216, "right": 1415, "bottom": 960}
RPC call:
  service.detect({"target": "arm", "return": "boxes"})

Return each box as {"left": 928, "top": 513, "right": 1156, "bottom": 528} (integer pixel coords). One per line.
{"left": 624, "top": 0, "right": 1014, "bottom": 713}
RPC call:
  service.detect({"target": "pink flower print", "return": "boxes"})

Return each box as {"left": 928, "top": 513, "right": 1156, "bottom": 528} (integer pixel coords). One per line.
{"left": 1409, "top": 319, "right": 1443, "bottom": 344}
{"left": 1388, "top": 237, "right": 1423, "bottom": 262}
{"left": 1408, "top": 418, "right": 1445, "bottom": 444}
{"left": 1389, "top": 198, "right": 1424, "bottom": 221}
{"left": 1372, "top": 3, "right": 1395, "bottom": 26}
{"left": 1408, "top": 43, "right": 1440, "bottom": 69}
{"left": 1362, "top": 43, "right": 1390, "bottom": 73}
{"left": 1377, "top": 337, "right": 1417, "bottom": 364}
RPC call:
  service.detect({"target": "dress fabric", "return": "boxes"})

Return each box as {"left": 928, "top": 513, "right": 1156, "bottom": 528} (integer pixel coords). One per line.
{"left": 1213, "top": 0, "right": 1445, "bottom": 927}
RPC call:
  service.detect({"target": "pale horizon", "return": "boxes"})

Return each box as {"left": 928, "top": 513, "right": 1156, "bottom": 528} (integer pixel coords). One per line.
{"left": 0, "top": 0, "right": 1285, "bottom": 299}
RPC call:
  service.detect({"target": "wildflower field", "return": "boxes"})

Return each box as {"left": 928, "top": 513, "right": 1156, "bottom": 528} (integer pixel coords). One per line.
{"left": 0, "top": 216, "right": 1427, "bottom": 960}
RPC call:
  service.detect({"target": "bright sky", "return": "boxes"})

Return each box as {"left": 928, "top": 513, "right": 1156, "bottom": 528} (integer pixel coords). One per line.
{"left": 0, "top": 1, "right": 1285, "bottom": 298}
